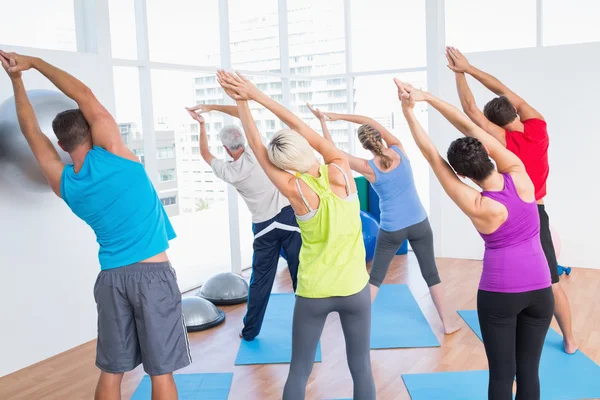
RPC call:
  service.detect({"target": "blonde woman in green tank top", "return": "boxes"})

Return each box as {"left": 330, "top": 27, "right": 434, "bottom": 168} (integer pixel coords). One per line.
{"left": 218, "top": 71, "right": 375, "bottom": 400}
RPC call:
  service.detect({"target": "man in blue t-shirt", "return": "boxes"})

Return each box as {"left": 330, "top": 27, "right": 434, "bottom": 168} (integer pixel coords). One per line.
{"left": 1, "top": 50, "right": 190, "bottom": 399}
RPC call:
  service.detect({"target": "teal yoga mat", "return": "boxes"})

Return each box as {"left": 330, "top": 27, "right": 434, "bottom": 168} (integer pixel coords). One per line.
{"left": 371, "top": 284, "right": 439, "bottom": 349}
{"left": 402, "top": 370, "right": 495, "bottom": 400}
{"left": 131, "top": 373, "right": 233, "bottom": 400}
{"left": 459, "top": 309, "right": 600, "bottom": 400}
{"left": 235, "top": 293, "right": 322, "bottom": 365}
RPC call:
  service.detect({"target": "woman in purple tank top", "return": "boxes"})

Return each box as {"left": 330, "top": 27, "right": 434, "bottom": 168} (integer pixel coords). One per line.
{"left": 395, "top": 80, "right": 553, "bottom": 400}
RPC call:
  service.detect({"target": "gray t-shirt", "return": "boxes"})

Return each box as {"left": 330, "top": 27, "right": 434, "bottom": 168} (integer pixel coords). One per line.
{"left": 211, "top": 148, "right": 290, "bottom": 223}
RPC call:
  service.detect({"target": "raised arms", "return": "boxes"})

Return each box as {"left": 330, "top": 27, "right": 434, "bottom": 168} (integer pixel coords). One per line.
{"left": 185, "top": 109, "right": 216, "bottom": 165}
{"left": 446, "top": 47, "right": 544, "bottom": 122}
{"left": 0, "top": 53, "right": 64, "bottom": 197}
{"left": 0, "top": 51, "right": 135, "bottom": 160}
{"left": 396, "top": 82, "right": 483, "bottom": 219}
{"left": 447, "top": 49, "right": 507, "bottom": 145}
{"left": 306, "top": 103, "right": 373, "bottom": 179}
{"left": 306, "top": 103, "right": 333, "bottom": 143}
{"left": 233, "top": 99, "right": 296, "bottom": 195}
{"left": 187, "top": 104, "right": 240, "bottom": 119}
{"left": 324, "top": 111, "right": 403, "bottom": 151}
{"left": 217, "top": 71, "right": 346, "bottom": 166}
{"left": 395, "top": 79, "right": 524, "bottom": 175}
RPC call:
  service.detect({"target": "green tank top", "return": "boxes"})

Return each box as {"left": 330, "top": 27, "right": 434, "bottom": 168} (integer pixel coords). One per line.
{"left": 295, "top": 164, "right": 369, "bottom": 298}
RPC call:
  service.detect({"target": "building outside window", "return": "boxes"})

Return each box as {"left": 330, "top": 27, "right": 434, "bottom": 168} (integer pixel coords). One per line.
{"left": 159, "top": 169, "right": 176, "bottom": 182}
{"left": 157, "top": 146, "right": 174, "bottom": 159}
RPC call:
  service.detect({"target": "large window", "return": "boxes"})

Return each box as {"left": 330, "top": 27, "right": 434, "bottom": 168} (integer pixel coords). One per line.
{"left": 229, "top": 0, "right": 280, "bottom": 72}
{"left": 291, "top": 78, "right": 350, "bottom": 151}
{"left": 146, "top": 0, "right": 221, "bottom": 66}
{"left": 108, "top": 0, "right": 138, "bottom": 59}
{"left": 445, "top": 0, "right": 536, "bottom": 52}
{"left": 0, "top": 0, "right": 76, "bottom": 51}
{"left": 351, "top": 0, "right": 426, "bottom": 71}
{"left": 543, "top": 0, "right": 600, "bottom": 46}
{"left": 288, "top": 0, "right": 346, "bottom": 76}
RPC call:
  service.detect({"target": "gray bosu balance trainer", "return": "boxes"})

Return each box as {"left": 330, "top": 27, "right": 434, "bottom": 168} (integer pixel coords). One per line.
{"left": 196, "top": 272, "right": 249, "bottom": 305}
{"left": 182, "top": 296, "right": 226, "bottom": 332}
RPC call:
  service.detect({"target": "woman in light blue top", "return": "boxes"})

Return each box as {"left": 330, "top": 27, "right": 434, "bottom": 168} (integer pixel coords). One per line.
{"left": 308, "top": 104, "right": 460, "bottom": 335}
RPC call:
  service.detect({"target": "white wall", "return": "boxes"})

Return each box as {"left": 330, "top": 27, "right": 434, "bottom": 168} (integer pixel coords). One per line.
{"left": 0, "top": 46, "right": 115, "bottom": 377}
{"left": 429, "top": 42, "right": 600, "bottom": 269}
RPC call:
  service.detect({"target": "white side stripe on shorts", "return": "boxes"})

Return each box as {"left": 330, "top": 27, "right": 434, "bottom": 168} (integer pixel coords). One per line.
{"left": 254, "top": 221, "right": 300, "bottom": 240}
{"left": 181, "top": 316, "right": 192, "bottom": 364}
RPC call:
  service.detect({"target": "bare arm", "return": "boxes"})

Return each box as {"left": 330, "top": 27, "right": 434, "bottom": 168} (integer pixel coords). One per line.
{"left": 318, "top": 116, "right": 334, "bottom": 144}
{"left": 235, "top": 100, "right": 295, "bottom": 195}
{"left": 218, "top": 71, "right": 346, "bottom": 166}
{"left": 399, "top": 89, "right": 484, "bottom": 218}
{"left": 422, "top": 92, "right": 523, "bottom": 174}
{"left": 446, "top": 47, "right": 544, "bottom": 122}
{"left": 454, "top": 72, "right": 507, "bottom": 146}
{"left": 187, "top": 104, "right": 240, "bottom": 119}
{"left": 307, "top": 103, "right": 374, "bottom": 179}
{"left": 1, "top": 56, "right": 64, "bottom": 196}
{"left": 185, "top": 109, "right": 216, "bottom": 165}
{"left": 1, "top": 51, "right": 135, "bottom": 159}
{"left": 325, "top": 112, "right": 404, "bottom": 151}
{"left": 395, "top": 79, "right": 524, "bottom": 174}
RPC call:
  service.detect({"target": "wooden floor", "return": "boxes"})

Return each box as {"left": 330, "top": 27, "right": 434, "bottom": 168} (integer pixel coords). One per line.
{"left": 1, "top": 255, "right": 599, "bottom": 400}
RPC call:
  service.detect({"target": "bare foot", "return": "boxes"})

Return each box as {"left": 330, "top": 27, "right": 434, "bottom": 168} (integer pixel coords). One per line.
{"left": 443, "top": 322, "right": 461, "bottom": 335}
{"left": 564, "top": 339, "right": 578, "bottom": 354}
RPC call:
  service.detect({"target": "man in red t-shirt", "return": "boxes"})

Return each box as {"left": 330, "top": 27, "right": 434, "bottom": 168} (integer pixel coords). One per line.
{"left": 446, "top": 47, "right": 577, "bottom": 354}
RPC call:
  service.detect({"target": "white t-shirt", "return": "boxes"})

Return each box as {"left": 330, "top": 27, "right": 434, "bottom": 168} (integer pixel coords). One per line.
{"left": 211, "top": 148, "right": 290, "bottom": 223}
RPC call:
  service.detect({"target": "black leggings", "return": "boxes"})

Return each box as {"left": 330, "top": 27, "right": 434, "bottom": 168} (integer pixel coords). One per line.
{"left": 478, "top": 287, "right": 554, "bottom": 400}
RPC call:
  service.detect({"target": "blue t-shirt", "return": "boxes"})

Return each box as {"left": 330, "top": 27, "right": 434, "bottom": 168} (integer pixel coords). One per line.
{"left": 368, "top": 145, "right": 427, "bottom": 232}
{"left": 61, "top": 146, "right": 176, "bottom": 270}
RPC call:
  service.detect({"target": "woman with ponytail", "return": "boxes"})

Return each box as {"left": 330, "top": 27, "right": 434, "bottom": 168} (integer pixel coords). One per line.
{"left": 308, "top": 105, "right": 460, "bottom": 335}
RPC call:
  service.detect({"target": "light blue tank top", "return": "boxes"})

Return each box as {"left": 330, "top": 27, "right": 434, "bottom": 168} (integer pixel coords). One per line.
{"left": 60, "top": 146, "right": 176, "bottom": 270}
{"left": 368, "top": 145, "right": 427, "bottom": 232}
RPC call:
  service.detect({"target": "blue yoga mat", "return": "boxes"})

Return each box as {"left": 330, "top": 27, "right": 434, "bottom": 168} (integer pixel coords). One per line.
{"left": 459, "top": 310, "right": 600, "bottom": 400}
{"left": 371, "top": 284, "right": 439, "bottom": 349}
{"left": 131, "top": 373, "right": 233, "bottom": 400}
{"left": 235, "top": 293, "right": 322, "bottom": 365}
{"left": 403, "top": 370, "right": 492, "bottom": 400}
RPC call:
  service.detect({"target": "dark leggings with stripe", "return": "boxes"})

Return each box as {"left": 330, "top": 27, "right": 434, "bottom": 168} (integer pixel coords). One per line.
{"left": 369, "top": 218, "right": 440, "bottom": 287}
{"left": 283, "top": 284, "right": 375, "bottom": 400}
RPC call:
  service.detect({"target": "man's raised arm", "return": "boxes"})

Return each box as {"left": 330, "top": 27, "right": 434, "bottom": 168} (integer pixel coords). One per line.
{"left": 0, "top": 50, "right": 135, "bottom": 159}
{"left": 447, "top": 47, "right": 544, "bottom": 122}
{"left": 0, "top": 53, "right": 64, "bottom": 196}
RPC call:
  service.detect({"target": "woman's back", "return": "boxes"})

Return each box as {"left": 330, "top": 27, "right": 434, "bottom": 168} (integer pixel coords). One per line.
{"left": 295, "top": 164, "right": 369, "bottom": 298}
{"left": 479, "top": 173, "right": 551, "bottom": 293}
{"left": 368, "top": 146, "right": 427, "bottom": 231}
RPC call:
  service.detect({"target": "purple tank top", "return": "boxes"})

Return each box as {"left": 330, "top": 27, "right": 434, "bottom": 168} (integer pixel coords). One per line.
{"left": 478, "top": 173, "right": 551, "bottom": 293}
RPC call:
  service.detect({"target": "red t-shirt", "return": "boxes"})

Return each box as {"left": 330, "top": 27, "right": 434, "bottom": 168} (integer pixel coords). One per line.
{"left": 505, "top": 118, "right": 549, "bottom": 200}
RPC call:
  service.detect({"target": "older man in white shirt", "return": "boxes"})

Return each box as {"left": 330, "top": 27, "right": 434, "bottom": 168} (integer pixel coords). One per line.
{"left": 186, "top": 105, "right": 300, "bottom": 341}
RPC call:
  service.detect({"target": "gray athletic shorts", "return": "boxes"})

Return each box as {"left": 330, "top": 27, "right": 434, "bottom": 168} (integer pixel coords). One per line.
{"left": 94, "top": 262, "right": 192, "bottom": 375}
